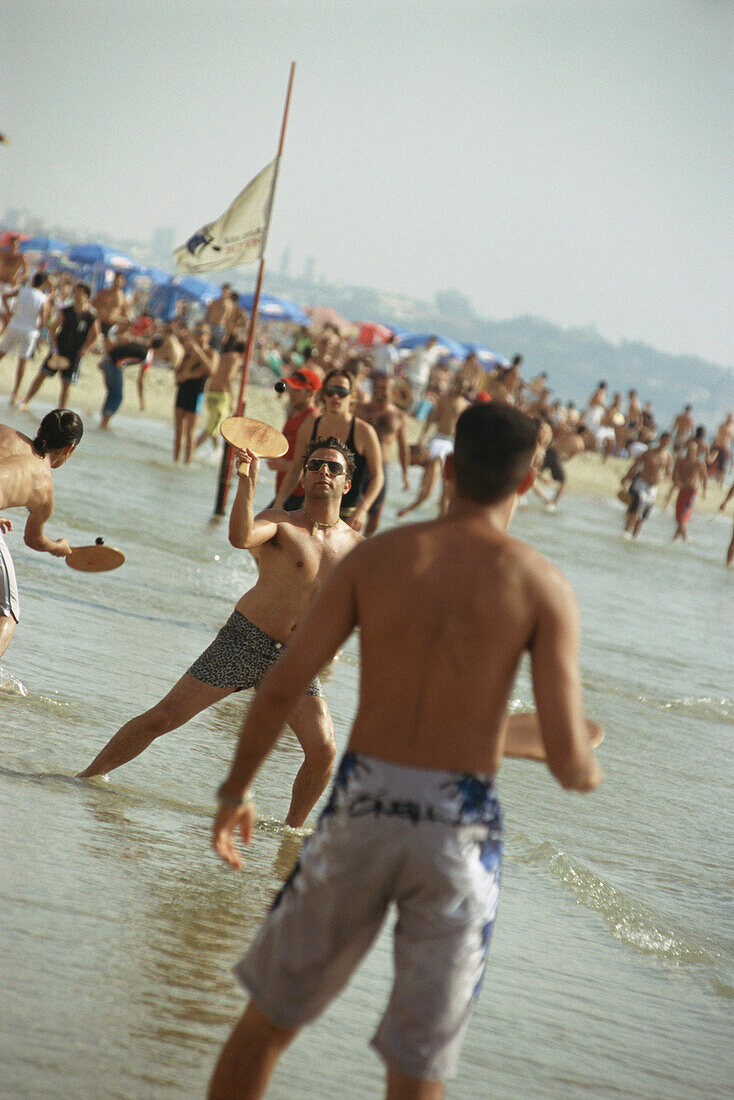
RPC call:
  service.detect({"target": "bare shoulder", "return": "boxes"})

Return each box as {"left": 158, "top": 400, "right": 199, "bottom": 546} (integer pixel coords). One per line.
{"left": 259, "top": 506, "right": 299, "bottom": 528}
{"left": 511, "top": 536, "right": 578, "bottom": 619}
{"left": 0, "top": 424, "right": 30, "bottom": 449}
{"left": 339, "top": 524, "right": 365, "bottom": 551}
{"left": 354, "top": 417, "right": 380, "bottom": 443}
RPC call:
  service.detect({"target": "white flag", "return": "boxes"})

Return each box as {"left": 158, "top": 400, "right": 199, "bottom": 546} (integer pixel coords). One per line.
{"left": 173, "top": 159, "right": 278, "bottom": 274}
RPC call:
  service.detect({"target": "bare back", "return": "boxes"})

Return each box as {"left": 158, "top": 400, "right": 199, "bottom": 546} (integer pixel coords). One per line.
{"left": 345, "top": 515, "right": 577, "bottom": 776}
{"left": 208, "top": 350, "right": 240, "bottom": 394}
{"left": 0, "top": 425, "right": 53, "bottom": 515}
{"left": 434, "top": 392, "right": 470, "bottom": 436}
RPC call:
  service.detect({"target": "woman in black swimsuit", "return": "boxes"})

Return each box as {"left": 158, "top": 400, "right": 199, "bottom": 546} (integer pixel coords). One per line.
{"left": 274, "top": 368, "right": 383, "bottom": 532}
{"left": 173, "top": 324, "right": 217, "bottom": 463}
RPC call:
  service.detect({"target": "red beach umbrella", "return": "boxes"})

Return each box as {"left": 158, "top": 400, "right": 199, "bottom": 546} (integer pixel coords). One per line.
{"left": 355, "top": 321, "right": 393, "bottom": 345}
{"left": 305, "top": 305, "right": 354, "bottom": 333}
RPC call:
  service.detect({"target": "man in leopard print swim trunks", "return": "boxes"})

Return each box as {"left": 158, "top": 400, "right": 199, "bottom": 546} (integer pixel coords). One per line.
{"left": 79, "top": 436, "right": 362, "bottom": 828}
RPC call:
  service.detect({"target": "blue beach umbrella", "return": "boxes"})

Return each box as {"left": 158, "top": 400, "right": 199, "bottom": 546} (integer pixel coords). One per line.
{"left": 133, "top": 266, "right": 172, "bottom": 286}
{"left": 238, "top": 292, "right": 309, "bottom": 325}
{"left": 148, "top": 275, "right": 221, "bottom": 321}
{"left": 19, "top": 236, "right": 69, "bottom": 255}
{"left": 67, "top": 243, "right": 139, "bottom": 270}
{"left": 463, "top": 342, "right": 510, "bottom": 367}
{"left": 175, "top": 275, "right": 221, "bottom": 300}
{"left": 396, "top": 332, "right": 468, "bottom": 359}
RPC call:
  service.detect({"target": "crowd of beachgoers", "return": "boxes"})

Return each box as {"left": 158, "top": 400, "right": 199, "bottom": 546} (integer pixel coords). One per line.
{"left": 1, "top": 236, "right": 733, "bottom": 555}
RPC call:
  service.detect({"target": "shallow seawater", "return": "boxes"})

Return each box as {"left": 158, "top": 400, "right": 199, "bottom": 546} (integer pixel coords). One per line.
{"left": 1, "top": 401, "right": 732, "bottom": 1098}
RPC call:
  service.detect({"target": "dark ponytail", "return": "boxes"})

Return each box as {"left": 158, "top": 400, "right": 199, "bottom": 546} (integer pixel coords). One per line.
{"left": 33, "top": 409, "right": 84, "bottom": 457}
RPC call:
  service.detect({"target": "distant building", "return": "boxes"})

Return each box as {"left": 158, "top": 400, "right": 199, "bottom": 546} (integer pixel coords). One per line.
{"left": 152, "top": 226, "right": 176, "bottom": 262}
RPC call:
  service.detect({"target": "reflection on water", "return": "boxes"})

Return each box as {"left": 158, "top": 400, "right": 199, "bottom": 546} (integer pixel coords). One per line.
{"left": 1, "top": 409, "right": 732, "bottom": 1097}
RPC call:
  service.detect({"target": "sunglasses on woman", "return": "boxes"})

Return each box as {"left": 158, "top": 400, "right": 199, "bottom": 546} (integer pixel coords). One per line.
{"left": 323, "top": 384, "right": 351, "bottom": 398}
{"left": 305, "top": 458, "right": 346, "bottom": 475}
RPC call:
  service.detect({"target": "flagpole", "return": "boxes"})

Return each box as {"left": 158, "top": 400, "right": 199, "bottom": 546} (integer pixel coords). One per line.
{"left": 212, "top": 62, "right": 296, "bottom": 517}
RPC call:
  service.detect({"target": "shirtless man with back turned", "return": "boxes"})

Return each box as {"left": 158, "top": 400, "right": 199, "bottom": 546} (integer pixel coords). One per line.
{"left": 205, "top": 284, "right": 236, "bottom": 351}
{"left": 209, "top": 402, "right": 602, "bottom": 1100}
{"left": 79, "top": 437, "right": 363, "bottom": 828}
{"left": 0, "top": 409, "right": 83, "bottom": 656}
{"left": 194, "top": 337, "right": 244, "bottom": 454}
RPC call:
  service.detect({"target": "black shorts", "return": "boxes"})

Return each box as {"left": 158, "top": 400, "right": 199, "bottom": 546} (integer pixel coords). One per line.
{"left": 41, "top": 352, "right": 81, "bottom": 384}
{"left": 542, "top": 446, "right": 566, "bottom": 484}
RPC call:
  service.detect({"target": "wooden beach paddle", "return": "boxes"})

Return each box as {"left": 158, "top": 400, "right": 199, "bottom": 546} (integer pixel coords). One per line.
{"left": 220, "top": 416, "right": 288, "bottom": 458}
{"left": 221, "top": 416, "right": 289, "bottom": 476}
{"left": 504, "top": 715, "right": 605, "bottom": 761}
{"left": 45, "top": 352, "right": 70, "bottom": 372}
{"left": 66, "top": 537, "right": 125, "bottom": 573}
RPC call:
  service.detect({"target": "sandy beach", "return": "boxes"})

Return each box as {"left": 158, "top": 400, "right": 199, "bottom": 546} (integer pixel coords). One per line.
{"left": 0, "top": 348, "right": 727, "bottom": 516}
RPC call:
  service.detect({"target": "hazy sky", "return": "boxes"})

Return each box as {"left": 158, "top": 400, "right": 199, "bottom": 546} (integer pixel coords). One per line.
{"left": 3, "top": 0, "right": 732, "bottom": 365}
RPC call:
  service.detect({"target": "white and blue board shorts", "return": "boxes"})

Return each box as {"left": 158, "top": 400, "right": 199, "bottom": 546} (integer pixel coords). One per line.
{"left": 235, "top": 751, "right": 503, "bottom": 1081}
{"left": 0, "top": 534, "right": 20, "bottom": 622}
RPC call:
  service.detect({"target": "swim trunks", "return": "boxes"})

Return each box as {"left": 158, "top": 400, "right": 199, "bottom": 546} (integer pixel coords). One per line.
{"left": 175, "top": 375, "right": 207, "bottom": 414}
{"left": 235, "top": 751, "right": 503, "bottom": 1081}
{"left": 187, "top": 610, "right": 323, "bottom": 696}
{"left": 675, "top": 488, "right": 697, "bottom": 526}
{"left": 202, "top": 390, "right": 231, "bottom": 438}
{"left": 1, "top": 324, "right": 39, "bottom": 360}
{"left": 542, "top": 445, "right": 566, "bottom": 484}
{"left": 427, "top": 433, "right": 454, "bottom": 462}
{"left": 0, "top": 534, "right": 20, "bottom": 622}
{"left": 628, "top": 476, "right": 656, "bottom": 520}
{"left": 40, "top": 350, "right": 82, "bottom": 384}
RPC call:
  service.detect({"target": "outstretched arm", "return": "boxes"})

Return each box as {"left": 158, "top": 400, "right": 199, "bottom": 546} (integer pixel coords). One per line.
{"left": 24, "top": 500, "right": 70, "bottom": 558}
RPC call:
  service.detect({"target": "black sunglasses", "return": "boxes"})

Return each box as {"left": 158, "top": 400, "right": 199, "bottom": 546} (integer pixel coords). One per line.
{"left": 323, "top": 384, "right": 351, "bottom": 398}
{"left": 305, "top": 458, "right": 346, "bottom": 475}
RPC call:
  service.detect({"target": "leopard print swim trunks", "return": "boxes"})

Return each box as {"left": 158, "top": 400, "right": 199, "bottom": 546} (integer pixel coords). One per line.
{"left": 187, "top": 609, "right": 324, "bottom": 696}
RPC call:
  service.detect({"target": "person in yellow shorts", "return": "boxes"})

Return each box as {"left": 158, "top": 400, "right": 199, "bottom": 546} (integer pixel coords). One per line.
{"left": 194, "top": 337, "right": 245, "bottom": 455}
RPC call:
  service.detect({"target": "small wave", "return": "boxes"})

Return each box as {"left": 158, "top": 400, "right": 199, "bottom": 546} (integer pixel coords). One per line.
{"left": 515, "top": 837, "right": 719, "bottom": 966}
{"left": 0, "top": 667, "right": 29, "bottom": 697}
{"left": 583, "top": 675, "right": 734, "bottom": 722}
{"left": 651, "top": 695, "right": 734, "bottom": 721}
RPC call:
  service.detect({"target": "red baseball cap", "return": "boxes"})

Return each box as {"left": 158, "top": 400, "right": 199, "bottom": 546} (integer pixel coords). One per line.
{"left": 475, "top": 391, "right": 493, "bottom": 403}
{"left": 285, "top": 367, "right": 321, "bottom": 392}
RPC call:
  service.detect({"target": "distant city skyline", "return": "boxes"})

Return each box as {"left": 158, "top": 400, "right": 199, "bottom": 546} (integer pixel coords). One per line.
{"left": 3, "top": 0, "right": 732, "bottom": 366}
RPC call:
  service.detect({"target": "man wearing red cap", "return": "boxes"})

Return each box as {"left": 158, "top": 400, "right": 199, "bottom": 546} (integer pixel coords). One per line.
{"left": 268, "top": 367, "right": 322, "bottom": 510}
